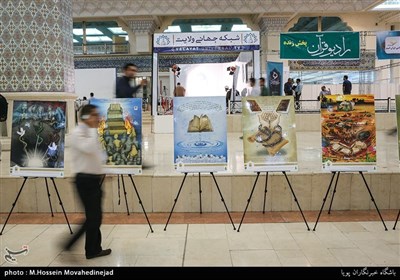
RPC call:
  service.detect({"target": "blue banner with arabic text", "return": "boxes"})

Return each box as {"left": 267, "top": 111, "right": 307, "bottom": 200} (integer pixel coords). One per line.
{"left": 280, "top": 32, "right": 360, "bottom": 60}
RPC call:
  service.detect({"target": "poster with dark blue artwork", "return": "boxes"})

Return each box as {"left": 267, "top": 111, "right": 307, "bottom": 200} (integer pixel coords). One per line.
{"left": 10, "top": 100, "right": 66, "bottom": 177}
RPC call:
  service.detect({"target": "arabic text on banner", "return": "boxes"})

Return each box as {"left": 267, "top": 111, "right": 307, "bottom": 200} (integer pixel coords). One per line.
{"left": 280, "top": 32, "right": 360, "bottom": 60}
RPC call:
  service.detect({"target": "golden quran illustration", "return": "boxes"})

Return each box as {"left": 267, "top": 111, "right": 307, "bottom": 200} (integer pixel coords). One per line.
{"left": 97, "top": 103, "right": 140, "bottom": 165}
{"left": 247, "top": 110, "right": 289, "bottom": 156}
{"left": 187, "top": 114, "right": 213, "bottom": 133}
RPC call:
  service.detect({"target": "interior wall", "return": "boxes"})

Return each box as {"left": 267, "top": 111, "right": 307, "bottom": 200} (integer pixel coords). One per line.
{"left": 74, "top": 68, "right": 116, "bottom": 99}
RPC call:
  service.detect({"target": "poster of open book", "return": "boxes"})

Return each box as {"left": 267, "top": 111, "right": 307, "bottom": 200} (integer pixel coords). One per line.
{"left": 242, "top": 96, "right": 298, "bottom": 172}
{"left": 90, "top": 98, "right": 142, "bottom": 175}
{"left": 174, "top": 96, "right": 227, "bottom": 172}
{"left": 10, "top": 100, "right": 66, "bottom": 177}
{"left": 321, "top": 94, "right": 377, "bottom": 172}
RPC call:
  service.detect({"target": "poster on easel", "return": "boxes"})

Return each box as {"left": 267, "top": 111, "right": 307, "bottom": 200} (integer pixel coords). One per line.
{"left": 10, "top": 100, "right": 66, "bottom": 177}
{"left": 242, "top": 96, "right": 298, "bottom": 172}
{"left": 174, "top": 96, "right": 227, "bottom": 172}
{"left": 396, "top": 95, "right": 400, "bottom": 161}
{"left": 321, "top": 94, "right": 377, "bottom": 172}
{"left": 90, "top": 98, "right": 142, "bottom": 175}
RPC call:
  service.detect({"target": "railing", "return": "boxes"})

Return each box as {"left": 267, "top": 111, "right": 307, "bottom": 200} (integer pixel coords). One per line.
{"left": 156, "top": 97, "right": 397, "bottom": 115}
{"left": 73, "top": 43, "right": 130, "bottom": 55}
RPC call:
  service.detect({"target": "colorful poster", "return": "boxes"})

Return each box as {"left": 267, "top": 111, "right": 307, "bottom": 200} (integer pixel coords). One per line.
{"left": 266, "top": 61, "right": 283, "bottom": 96}
{"left": 242, "top": 96, "right": 298, "bottom": 172}
{"left": 396, "top": 95, "right": 400, "bottom": 161}
{"left": 173, "top": 96, "right": 227, "bottom": 172}
{"left": 10, "top": 101, "right": 66, "bottom": 177}
{"left": 321, "top": 95, "right": 377, "bottom": 171}
{"left": 90, "top": 98, "right": 142, "bottom": 174}
{"left": 376, "top": 31, "right": 400, "bottom": 60}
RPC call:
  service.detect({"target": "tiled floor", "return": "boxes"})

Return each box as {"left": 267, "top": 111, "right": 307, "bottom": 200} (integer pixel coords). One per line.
{"left": 0, "top": 211, "right": 399, "bottom": 267}
{"left": 0, "top": 126, "right": 399, "bottom": 268}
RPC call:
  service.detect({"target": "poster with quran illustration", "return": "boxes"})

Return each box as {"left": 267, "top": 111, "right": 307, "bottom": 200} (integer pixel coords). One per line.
{"left": 242, "top": 96, "right": 298, "bottom": 172}
{"left": 90, "top": 98, "right": 142, "bottom": 175}
{"left": 321, "top": 94, "right": 377, "bottom": 172}
{"left": 10, "top": 100, "right": 66, "bottom": 177}
{"left": 174, "top": 96, "right": 227, "bottom": 172}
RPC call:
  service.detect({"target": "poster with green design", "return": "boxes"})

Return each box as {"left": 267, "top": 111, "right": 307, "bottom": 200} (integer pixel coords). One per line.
{"left": 242, "top": 96, "right": 298, "bottom": 172}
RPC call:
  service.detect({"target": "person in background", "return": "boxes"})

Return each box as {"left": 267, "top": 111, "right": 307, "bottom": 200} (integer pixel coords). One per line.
{"left": 284, "top": 78, "right": 294, "bottom": 96}
{"left": 293, "top": 78, "right": 303, "bottom": 110}
{"left": 259, "top": 77, "right": 271, "bottom": 96}
{"left": 64, "top": 104, "right": 111, "bottom": 260}
{"left": 225, "top": 86, "right": 230, "bottom": 112}
{"left": 342, "top": 75, "right": 352, "bottom": 95}
{"left": 319, "top": 86, "right": 331, "bottom": 100}
{"left": 116, "top": 63, "right": 147, "bottom": 98}
{"left": 247, "top": 78, "right": 261, "bottom": 96}
{"left": 89, "top": 92, "right": 94, "bottom": 99}
{"left": 174, "top": 82, "right": 186, "bottom": 97}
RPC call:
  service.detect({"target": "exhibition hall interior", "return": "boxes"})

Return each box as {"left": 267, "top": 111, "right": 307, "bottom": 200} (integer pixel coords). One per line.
{"left": 0, "top": 0, "right": 399, "bottom": 268}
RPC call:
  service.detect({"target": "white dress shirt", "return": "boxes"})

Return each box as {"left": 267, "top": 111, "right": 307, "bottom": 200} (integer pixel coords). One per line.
{"left": 70, "top": 123, "right": 104, "bottom": 175}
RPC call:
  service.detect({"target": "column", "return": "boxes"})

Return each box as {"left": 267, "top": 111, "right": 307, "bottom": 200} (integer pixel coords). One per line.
{"left": 127, "top": 19, "right": 157, "bottom": 54}
{"left": 0, "top": 0, "right": 76, "bottom": 136}
{"left": 258, "top": 17, "right": 290, "bottom": 75}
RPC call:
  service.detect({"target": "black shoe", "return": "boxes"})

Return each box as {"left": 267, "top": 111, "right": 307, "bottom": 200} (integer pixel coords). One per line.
{"left": 86, "top": 249, "right": 112, "bottom": 259}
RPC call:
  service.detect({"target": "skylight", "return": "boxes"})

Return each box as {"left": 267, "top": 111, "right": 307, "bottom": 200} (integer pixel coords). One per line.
{"left": 85, "top": 36, "right": 112, "bottom": 42}
{"left": 231, "top": 24, "right": 251, "bottom": 31}
{"left": 372, "top": 0, "right": 400, "bottom": 10}
{"left": 73, "top": 28, "right": 103, "bottom": 36}
{"left": 191, "top": 25, "right": 221, "bottom": 32}
{"left": 107, "top": 27, "right": 127, "bottom": 34}
{"left": 164, "top": 26, "right": 182, "bottom": 33}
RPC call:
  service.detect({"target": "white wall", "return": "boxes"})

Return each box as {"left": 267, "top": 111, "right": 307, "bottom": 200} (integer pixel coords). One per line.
{"left": 74, "top": 68, "right": 116, "bottom": 99}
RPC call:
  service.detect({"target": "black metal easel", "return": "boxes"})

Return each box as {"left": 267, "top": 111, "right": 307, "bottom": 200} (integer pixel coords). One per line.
{"left": 393, "top": 209, "right": 400, "bottom": 230}
{"left": 108, "top": 174, "right": 153, "bottom": 232}
{"left": 313, "top": 171, "right": 388, "bottom": 231}
{"left": 116, "top": 174, "right": 130, "bottom": 215}
{"left": 0, "top": 177, "right": 72, "bottom": 235}
{"left": 164, "top": 172, "right": 236, "bottom": 231}
{"left": 237, "top": 171, "right": 310, "bottom": 232}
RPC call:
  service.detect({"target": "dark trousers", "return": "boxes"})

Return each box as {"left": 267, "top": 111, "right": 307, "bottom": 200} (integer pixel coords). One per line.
{"left": 66, "top": 173, "right": 103, "bottom": 257}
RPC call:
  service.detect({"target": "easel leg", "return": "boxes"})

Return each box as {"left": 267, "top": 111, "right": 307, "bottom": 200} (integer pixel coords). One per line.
{"left": 44, "top": 177, "right": 54, "bottom": 216}
{"left": 210, "top": 172, "right": 236, "bottom": 230}
{"left": 237, "top": 172, "right": 260, "bottom": 232}
{"left": 393, "top": 209, "right": 400, "bottom": 230}
{"left": 117, "top": 174, "right": 121, "bottom": 205}
{"left": 0, "top": 177, "right": 28, "bottom": 235}
{"left": 164, "top": 173, "right": 188, "bottom": 231}
{"left": 120, "top": 175, "right": 130, "bottom": 215}
{"left": 359, "top": 171, "right": 388, "bottom": 231}
{"left": 327, "top": 172, "right": 340, "bottom": 214}
{"left": 262, "top": 172, "right": 269, "bottom": 214}
{"left": 50, "top": 178, "right": 73, "bottom": 234}
{"left": 127, "top": 174, "right": 153, "bottom": 233}
{"left": 198, "top": 172, "right": 202, "bottom": 214}
{"left": 313, "top": 172, "right": 336, "bottom": 231}
{"left": 282, "top": 171, "right": 310, "bottom": 231}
